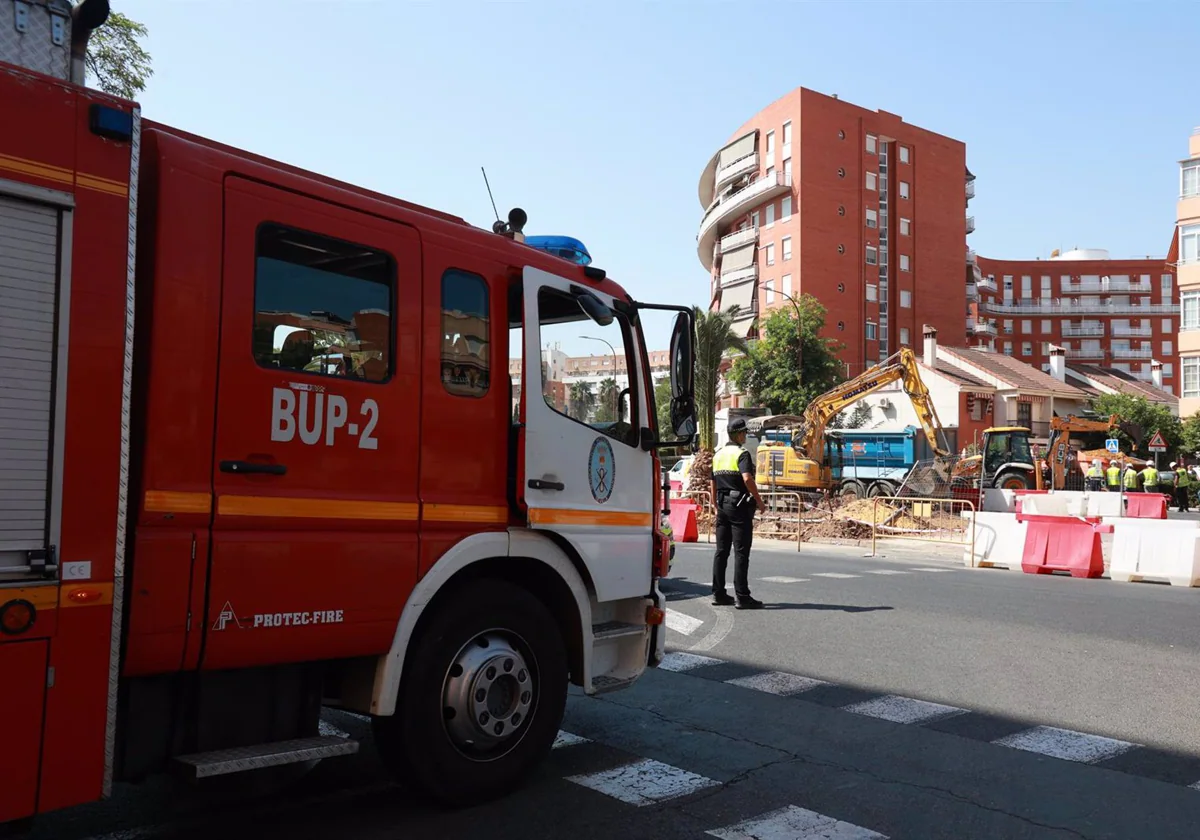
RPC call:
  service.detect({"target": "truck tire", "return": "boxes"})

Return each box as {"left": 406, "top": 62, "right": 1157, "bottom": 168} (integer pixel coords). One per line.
{"left": 995, "top": 471, "right": 1031, "bottom": 491}
{"left": 840, "top": 481, "right": 865, "bottom": 499}
{"left": 867, "top": 481, "right": 893, "bottom": 498}
{"left": 373, "top": 578, "right": 568, "bottom": 807}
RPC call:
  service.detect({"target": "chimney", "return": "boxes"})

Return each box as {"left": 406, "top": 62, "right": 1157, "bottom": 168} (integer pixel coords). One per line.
{"left": 1048, "top": 344, "right": 1066, "bottom": 382}
{"left": 922, "top": 325, "right": 938, "bottom": 369}
{"left": 1152, "top": 359, "right": 1163, "bottom": 390}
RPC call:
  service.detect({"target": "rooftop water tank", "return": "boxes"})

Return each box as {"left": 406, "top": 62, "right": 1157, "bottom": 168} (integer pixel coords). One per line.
{"left": 1050, "top": 248, "right": 1110, "bottom": 261}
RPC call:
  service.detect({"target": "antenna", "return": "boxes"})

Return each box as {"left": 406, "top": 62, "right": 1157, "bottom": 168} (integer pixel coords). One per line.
{"left": 481, "top": 167, "right": 501, "bottom": 224}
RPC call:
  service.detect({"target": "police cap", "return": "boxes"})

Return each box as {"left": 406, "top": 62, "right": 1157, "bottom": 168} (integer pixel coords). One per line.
{"left": 728, "top": 417, "right": 747, "bottom": 434}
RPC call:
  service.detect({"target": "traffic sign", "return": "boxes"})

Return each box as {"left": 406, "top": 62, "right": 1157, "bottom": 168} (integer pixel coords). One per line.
{"left": 1147, "top": 430, "right": 1168, "bottom": 452}
{"left": 1105, "top": 438, "right": 1120, "bottom": 454}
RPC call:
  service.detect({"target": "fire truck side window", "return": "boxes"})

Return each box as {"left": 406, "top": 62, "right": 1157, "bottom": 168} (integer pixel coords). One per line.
{"left": 441, "top": 269, "right": 490, "bottom": 398}
{"left": 251, "top": 223, "right": 394, "bottom": 382}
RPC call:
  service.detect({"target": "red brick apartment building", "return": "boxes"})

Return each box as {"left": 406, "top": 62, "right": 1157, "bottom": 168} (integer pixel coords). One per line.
{"left": 970, "top": 249, "right": 1178, "bottom": 394}
{"left": 699, "top": 86, "right": 973, "bottom": 385}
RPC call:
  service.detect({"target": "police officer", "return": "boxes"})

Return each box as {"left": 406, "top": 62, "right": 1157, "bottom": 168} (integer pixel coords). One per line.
{"left": 710, "top": 417, "right": 765, "bottom": 610}
{"left": 1085, "top": 459, "right": 1104, "bottom": 492}
{"left": 1173, "top": 461, "right": 1192, "bottom": 512}
{"left": 1105, "top": 459, "right": 1122, "bottom": 492}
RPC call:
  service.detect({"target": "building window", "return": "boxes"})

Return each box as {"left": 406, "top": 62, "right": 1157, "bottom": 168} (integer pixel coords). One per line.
{"left": 1021, "top": 320, "right": 1032, "bottom": 334}
{"left": 866, "top": 208, "right": 878, "bottom": 229}
{"left": 899, "top": 145, "right": 910, "bottom": 164}
{"left": 900, "top": 290, "right": 912, "bottom": 308}
{"left": 1041, "top": 320, "right": 1052, "bottom": 334}
{"left": 1163, "top": 319, "right": 1173, "bottom": 332}
{"left": 1003, "top": 320, "right": 1013, "bottom": 334}
{"left": 766, "top": 203, "right": 776, "bottom": 226}
{"left": 866, "top": 322, "right": 878, "bottom": 340}
{"left": 865, "top": 246, "right": 878, "bottom": 265}
{"left": 783, "top": 158, "right": 792, "bottom": 180}
{"left": 1022, "top": 342, "right": 1033, "bottom": 357}
{"left": 1164, "top": 341, "right": 1174, "bottom": 355}
{"left": 765, "top": 279, "right": 775, "bottom": 304}
{"left": 1002, "top": 342, "right": 1013, "bottom": 356}
{"left": 751, "top": 211, "right": 760, "bottom": 228}
{"left": 1021, "top": 276, "right": 1032, "bottom": 299}
{"left": 866, "top": 134, "right": 877, "bottom": 154}
{"left": 866, "top": 172, "right": 877, "bottom": 191}
{"left": 900, "top": 327, "right": 910, "bottom": 345}
{"left": 866, "top": 284, "right": 878, "bottom": 302}
{"left": 1183, "top": 292, "right": 1200, "bottom": 330}
{"left": 1182, "top": 160, "right": 1200, "bottom": 198}
{"left": 766, "top": 166, "right": 775, "bottom": 180}
{"left": 782, "top": 274, "right": 792, "bottom": 296}
{"left": 253, "top": 223, "right": 395, "bottom": 384}
{"left": 899, "top": 181, "right": 910, "bottom": 199}
{"left": 1162, "top": 274, "right": 1174, "bottom": 296}
{"left": 899, "top": 254, "right": 910, "bottom": 271}
{"left": 765, "top": 243, "right": 775, "bottom": 266}
{"left": 782, "top": 236, "right": 792, "bottom": 260}
{"left": 1184, "top": 357, "right": 1200, "bottom": 399}
{"left": 782, "top": 121, "right": 792, "bottom": 146}
{"left": 766, "top": 130, "right": 775, "bottom": 158}
{"left": 781, "top": 196, "right": 793, "bottom": 219}
{"left": 899, "top": 218, "right": 911, "bottom": 236}
{"left": 1181, "top": 224, "right": 1200, "bottom": 263}
{"left": 1164, "top": 363, "right": 1174, "bottom": 378}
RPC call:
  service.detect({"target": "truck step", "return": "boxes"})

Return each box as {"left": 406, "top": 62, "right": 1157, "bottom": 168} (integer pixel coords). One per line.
{"left": 173, "top": 735, "right": 359, "bottom": 779}
{"left": 592, "top": 621, "right": 644, "bottom": 642}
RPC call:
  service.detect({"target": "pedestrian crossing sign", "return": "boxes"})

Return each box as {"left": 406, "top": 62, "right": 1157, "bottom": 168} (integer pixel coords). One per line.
{"left": 1105, "top": 438, "right": 1120, "bottom": 454}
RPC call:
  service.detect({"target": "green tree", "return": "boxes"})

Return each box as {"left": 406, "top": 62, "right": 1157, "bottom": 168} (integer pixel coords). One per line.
{"left": 595, "top": 378, "right": 620, "bottom": 423}
{"left": 568, "top": 381, "right": 594, "bottom": 422}
{"left": 687, "top": 306, "right": 750, "bottom": 492}
{"left": 844, "top": 401, "right": 873, "bottom": 429}
{"left": 728, "top": 297, "right": 845, "bottom": 415}
{"left": 83, "top": 8, "right": 153, "bottom": 99}
{"left": 654, "top": 375, "right": 672, "bottom": 435}
{"left": 1181, "top": 412, "right": 1200, "bottom": 458}
{"left": 1090, "top": 392, "right": 1182, "bottom": 459}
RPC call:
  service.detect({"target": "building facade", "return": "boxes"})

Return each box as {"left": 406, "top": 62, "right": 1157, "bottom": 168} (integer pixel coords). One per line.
{"left": 698, "top": 87, "right": 972, "bottom": 382}
{"left": 971, "top": 250, "right": 1177, "bottom": 393}
{"left": 1176, "top": 129, "right": 1200, "bottom": 415}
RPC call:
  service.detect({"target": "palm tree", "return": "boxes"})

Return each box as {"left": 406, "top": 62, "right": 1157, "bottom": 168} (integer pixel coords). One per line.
{"left": 596, "top": 377, "right": 620, "bottom": 423}
{"left": 568, "top": 381, "right": 595, "bottom": 422}
{"left": 688, "top": 305, "right": 750, "bottom": 493}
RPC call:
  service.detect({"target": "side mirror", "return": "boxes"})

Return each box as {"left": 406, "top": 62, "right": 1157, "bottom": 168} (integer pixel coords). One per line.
{"left": 572, "top": 287, "right": 614, "bottom": 327}
{"left": 668, "top": 311, "right": 697, "bottom": 439}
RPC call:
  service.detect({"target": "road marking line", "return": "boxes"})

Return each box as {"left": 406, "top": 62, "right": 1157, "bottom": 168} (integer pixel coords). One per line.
{"left": 863, "top": 569, "right": 908, "bottom": 575}
{"left": 553, "top": 731, "right": 591, "bottom": 749}
{"left": 691, "top": 606, "right": 735, "bottom": 653}
{"left": 842, "top": 695, "right": 968, "bottom": 725}
{"left": 761, "top": 575, "right": 808, "bottom": 583}
{"left": 812, "top": 572, "right": 860, "bottom": 579}
{"left": 708, "top": 804, "right": 888, "bottom": 839}
{"left": 567, "top": 758, "right": 719, "bottom": 806}
{"left": 659, "top": 651, "right": 723, "bottom": 672}
{"left": 666, "top": 608, "right": 705, "bottom": 636}
{"left": 910, "top": 567, "right": 954, "bottom": 573}
{"left": 1189, "top": 780, "right": 1200, "bottom": 791}
{"left": 726, "top": 671, "right": 827, "bottom": 696}
{"left": 992, "top": 726, "right": 1139, "bottom": 764}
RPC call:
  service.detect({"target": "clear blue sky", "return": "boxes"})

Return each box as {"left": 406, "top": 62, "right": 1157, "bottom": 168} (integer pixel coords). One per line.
{"left": 118, "top": 0, "right": 1194, "bottom": 353}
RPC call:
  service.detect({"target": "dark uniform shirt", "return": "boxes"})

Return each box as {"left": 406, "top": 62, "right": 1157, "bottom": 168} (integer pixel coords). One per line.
{"left": 713, "top": 444, "right": 753, "bottom": 498}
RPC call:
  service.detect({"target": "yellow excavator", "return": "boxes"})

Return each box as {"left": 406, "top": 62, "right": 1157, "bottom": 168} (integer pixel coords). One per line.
{"left": 748, "top": 347, "right": 954, "bottom": 495}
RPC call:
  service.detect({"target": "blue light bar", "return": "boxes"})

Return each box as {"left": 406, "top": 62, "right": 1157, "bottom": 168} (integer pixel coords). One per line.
{"left": 524, "top": 235, "right": 592, "bottom": 266}
{"left": 89, "top": 104, "right": 134, "bottom": 143}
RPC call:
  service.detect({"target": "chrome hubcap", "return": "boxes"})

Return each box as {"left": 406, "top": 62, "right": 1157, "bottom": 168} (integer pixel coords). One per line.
{"left": 441, "top": 631, "right": 535, "bottom": 758}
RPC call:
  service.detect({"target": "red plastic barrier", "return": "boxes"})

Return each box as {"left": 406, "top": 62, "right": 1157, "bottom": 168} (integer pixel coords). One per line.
{"left": 1124, "top": 493, "right": 1168, "bottom": 520}
{"left": 1020, "top": 514, "right": 1104, "bottom": 578}
{"left": 669, "top": 502, "right": 699, "bottom": 543}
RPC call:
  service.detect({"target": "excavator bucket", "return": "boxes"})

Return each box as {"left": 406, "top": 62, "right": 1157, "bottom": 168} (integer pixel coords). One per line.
{"left": 1118, "top": 421, "right": 1144, "bottom": 446}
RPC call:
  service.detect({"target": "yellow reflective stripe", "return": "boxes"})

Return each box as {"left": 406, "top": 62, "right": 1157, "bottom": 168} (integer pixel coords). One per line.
{"left": 218, "top": 495, "right": 418, "bottom": 520}
{"left": 713, "top": 445, "right": 744, "bottom": 473}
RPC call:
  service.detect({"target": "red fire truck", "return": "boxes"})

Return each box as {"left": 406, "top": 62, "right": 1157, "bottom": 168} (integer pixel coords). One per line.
{"left": 0, "top": 1, "right": 697, "bottom": 830}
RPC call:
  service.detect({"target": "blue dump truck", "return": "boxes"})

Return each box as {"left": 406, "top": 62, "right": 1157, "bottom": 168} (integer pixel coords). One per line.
{"left": 825, "top": 425, "right": 957, "bottom": 497}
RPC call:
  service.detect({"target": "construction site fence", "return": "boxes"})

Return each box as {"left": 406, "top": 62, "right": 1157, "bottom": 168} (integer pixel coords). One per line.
{"left": 671, "top": 490, "right": 805, "bottom": 549}
{"left": 868, "top": 496, "right": 976, "bottom": 559}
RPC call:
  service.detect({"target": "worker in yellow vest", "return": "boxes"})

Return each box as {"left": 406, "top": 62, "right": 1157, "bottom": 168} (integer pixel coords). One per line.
{"left": 1105, "top": 460, "right": 1122, "bottom": 492}
{"left": 1085, "top": 460, "right": 1104, "bottom": 492}
{"left": 1140, "top": 463, "right": 1160, "bottom": 495}
{"left": 1122, "top": 463, "right": 1141, "bottom": 493}
{"left": 1172, "top": 461, "right": 1192, "bottom": 513}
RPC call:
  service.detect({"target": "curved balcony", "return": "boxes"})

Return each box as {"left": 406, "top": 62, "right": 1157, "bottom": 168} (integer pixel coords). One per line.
{"left": 697, "top": 172, "right": 792, "bottom": 271}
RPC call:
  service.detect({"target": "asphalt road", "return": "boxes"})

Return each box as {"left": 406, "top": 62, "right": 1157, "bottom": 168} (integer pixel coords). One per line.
{"left": 19, "top": 537, "right": 1200, "bottom": 840}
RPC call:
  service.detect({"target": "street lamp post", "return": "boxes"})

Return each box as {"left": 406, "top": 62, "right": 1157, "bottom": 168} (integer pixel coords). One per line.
{"left": 582, "top": 335, "right": 618, "bottom": 422}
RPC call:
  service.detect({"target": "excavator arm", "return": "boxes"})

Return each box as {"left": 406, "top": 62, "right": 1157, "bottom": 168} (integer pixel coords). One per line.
{"left": 1046, "top": 414, "right": 1121, "bottom": 490}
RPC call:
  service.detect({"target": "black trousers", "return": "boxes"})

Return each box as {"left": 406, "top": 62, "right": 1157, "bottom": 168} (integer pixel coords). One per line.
{"left": 1176, "top": 486, "right": 1191, "bottom": 512}
{"left": 713, "top": 499, "right": 753, "bottom": 599}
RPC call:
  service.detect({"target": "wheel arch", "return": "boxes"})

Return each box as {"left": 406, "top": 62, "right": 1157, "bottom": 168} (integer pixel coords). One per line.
{"left": 368, "top": 530, "right": 595, "bottom": 717}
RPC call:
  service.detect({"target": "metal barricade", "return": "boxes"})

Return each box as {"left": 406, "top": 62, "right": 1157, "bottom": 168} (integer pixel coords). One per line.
{"left": 868, "top": 496, "right": 976, "bottom": 559}
{"left": 755, "top": 491, "right": 804, "bottom": 551}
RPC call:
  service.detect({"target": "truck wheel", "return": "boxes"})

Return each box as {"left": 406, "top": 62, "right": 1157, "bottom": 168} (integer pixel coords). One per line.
{"left": 373, "top": 579, "right": 568, "bottom": 807}
{"left": 867, "top": 482, "right": 893, "bottom": 498}
{"left": 840, "top": 481, "right": 865, "bottom": 499}
{"left": 996, "top": 472, "right": 1031, "bottom": 491}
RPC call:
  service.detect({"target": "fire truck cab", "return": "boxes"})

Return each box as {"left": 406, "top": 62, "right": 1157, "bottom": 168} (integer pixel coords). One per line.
{"left": 0, "top": 1, "right": 697, "bottom": 828}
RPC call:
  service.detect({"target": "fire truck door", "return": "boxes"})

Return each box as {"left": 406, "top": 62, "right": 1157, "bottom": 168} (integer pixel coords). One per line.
{"left": 202, "top": 178, "right": 422, "bottom": 671}
{"left": 520, "top": 267, "right": 653, "bottom": 602}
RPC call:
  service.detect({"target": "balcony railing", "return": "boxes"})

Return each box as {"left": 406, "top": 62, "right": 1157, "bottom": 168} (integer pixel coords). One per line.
{"left": 981, "top": 300, "right": 1178, "bottom": 315}
{"left": 966, "top": 282, "right": 978, "bottom": 299}
{"left": 697, "top": 172, "right": 793, "bottom": 271}
{"left": 1111, "top": 347, "right": 1154, "bottom": 359}
{"left": 720, "top": 265, "right": 758, "bottom": 287}
{"left": 966, "top": 180, "right": 976, "bottom": 200}
{"left": 1061, "top": 324, "right": 1105, "bottom": 337}
{"left": 972, "top": 320, "right": 998, "bottom": 336}
{"left": 966, "top": 249, "right": 977, "bottom": 263}
{"left": 719, "top": 226, "right": 759, "bottom": 254}
{"left": 1065, "top": 348, "right": 1105, "bottom": 359}
{"left": 1110, "top": 326, "right": 1153, "bottom": 337}
{"left": 1059, "top": 278, "right": 1152, "bottom": 294}
{"left": 715, "top": 153, "right": 759, "bottom": 194}
{"left": 966, "top": 215, "right": 976, "bottom": 234}
{"left": 977, "top": 276, "right": 998, "bottom": 293}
